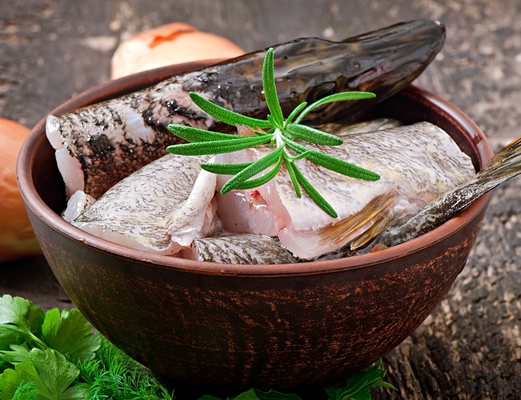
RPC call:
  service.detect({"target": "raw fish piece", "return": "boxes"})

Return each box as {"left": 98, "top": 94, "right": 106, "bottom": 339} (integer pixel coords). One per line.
{"left": 215, "top": 122, "right": 475, "bottom": 260}
{"left": 69, "top": 154, "right": 216, "bottom": 254}
{"left": 183, "top": 233, "right": 298, "bottom": 264}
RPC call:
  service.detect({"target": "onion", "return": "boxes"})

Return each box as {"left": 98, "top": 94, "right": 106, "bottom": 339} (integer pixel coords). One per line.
{"left": 111, "top": 22, "right": 245, "bottom": 79}
{"left": 0, "top": 118, "right": 41, "bottom": 263}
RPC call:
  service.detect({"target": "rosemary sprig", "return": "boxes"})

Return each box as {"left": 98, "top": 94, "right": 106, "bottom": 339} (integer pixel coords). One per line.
{"left": 167, "top": 47, "right": 380, "bottom": 218}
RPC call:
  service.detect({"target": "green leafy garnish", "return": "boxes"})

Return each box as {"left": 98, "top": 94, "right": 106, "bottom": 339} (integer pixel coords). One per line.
{"left": 0, "top": 295, "right": 395, "bottom": 399}
{"left": 324, "top": 359, "right": 397, "bottom": 400}
{"left": 167, "top": 47, "right": 380, "bottom": 218}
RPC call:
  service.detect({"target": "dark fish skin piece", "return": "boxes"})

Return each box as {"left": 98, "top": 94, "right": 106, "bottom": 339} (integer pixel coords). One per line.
{"left": 186, "top": 234, "right": 299, "bottom": 264}
{"left": 46, "top": 19, "right": 445, "bottom": 199}
{"left": 368, "top": 135, "right": 521, "bottom": 250}
{"left": 183, "top": 19, "right": 446, "bottom": 124}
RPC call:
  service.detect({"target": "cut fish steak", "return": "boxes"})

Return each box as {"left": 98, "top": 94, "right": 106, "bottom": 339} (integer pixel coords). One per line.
{"left": 215, "top": 122, "right": 475, "bottom": 259}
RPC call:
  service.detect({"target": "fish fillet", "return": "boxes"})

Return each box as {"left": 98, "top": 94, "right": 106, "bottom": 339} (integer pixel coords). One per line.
{"left": 69, "top": 154, "right": 217, "bottom": 254}
{"left": 216, "top": 122, "right": 475, "bottom": 259}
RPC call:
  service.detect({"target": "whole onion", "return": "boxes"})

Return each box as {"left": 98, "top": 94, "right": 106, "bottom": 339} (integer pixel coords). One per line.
{"left": 111, "top": 22, "right": 245, "bottom": 79}
{"left": 0, "top": 118, "right": 41, "bottom": 263}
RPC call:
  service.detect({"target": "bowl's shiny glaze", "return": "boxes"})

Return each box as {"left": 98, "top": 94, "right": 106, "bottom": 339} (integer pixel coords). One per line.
{"left": 17, "top": 60, "right": 493, "bottom": 392}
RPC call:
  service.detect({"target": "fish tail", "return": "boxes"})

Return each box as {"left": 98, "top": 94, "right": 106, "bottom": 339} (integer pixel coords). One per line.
{"left": 374, "top": 135, "right": 521, "bottom": 250}
{"left": 349, "top": 208, "right": 395, "bottom": 250}
{"left": 318, "top": 190, "right": 398, "bottom": 247}
{"left": 475, "top": 135, "right": 521, "bottom": 189}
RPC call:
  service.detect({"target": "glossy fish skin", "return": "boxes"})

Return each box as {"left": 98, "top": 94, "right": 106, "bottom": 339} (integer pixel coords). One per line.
{"left": 369, "top": 135, "right": 521, "bottom": 250}
{"left": 46, "top": 19, "right": 445, "bottom": 199}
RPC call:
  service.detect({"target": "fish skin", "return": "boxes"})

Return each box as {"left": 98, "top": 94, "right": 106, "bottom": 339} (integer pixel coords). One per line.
{"left": 46, "top": 19, "right": 445, "bottom": 199}
{"left": 367, "top": 135, "right": 521, "bottom": 250}
{"left": 70, "top": 154, "right": 217, "bottom": 255}
{"left": 184, "top": 234, "right": 299, "bottom": 264}
{"left": 317, "top": 118, "right": 403, "bottom": 137}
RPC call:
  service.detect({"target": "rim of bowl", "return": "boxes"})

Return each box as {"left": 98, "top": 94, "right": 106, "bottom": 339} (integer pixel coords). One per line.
{"left": 17, "top": 59, "right": 494, "bottom": 277}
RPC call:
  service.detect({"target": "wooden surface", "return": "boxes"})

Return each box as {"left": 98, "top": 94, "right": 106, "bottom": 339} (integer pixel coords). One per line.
{"left": 2, "top": 1, "right": 521, "bottom": 398}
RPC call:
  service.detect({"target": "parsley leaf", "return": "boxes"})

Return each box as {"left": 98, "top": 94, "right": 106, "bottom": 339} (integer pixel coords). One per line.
{"left": 0, "top": 296, "right": 44, "bottom": 351}
{"left": 41, "top": 308, "right": 100, "bottom": 362}
{"left": 0, "top": 348, "right": 90, "bottom": 400}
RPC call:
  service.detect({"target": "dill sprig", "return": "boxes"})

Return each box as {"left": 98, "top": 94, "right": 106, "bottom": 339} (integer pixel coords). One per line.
{"left": 76, "top": 338, "right": 175, "bottom": 400}
{"left": 167, "top": 47, "right": 380, "bottom": 218}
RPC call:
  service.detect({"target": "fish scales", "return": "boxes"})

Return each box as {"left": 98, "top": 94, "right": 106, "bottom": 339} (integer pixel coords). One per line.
{"left": 46, "top": 19, "right": 445, "bottom": 199}
{"left": 71, "top": 154, "right": 216, "bottom": 254}
{"left": 186, "top": 234, "right": 298, "bottom": 264}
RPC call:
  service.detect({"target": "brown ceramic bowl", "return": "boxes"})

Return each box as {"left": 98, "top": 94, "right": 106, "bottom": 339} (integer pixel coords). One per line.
{"left": 17, "top": 61, "right": 493, "bottom": 393}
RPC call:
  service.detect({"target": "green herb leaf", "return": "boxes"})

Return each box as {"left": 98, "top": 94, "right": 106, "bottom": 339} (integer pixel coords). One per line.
{"left": 285, "top": 124, "right": 344, "bottom": 145}
{"left": 189, "top": 92, "right": 272, "bottom": 129}
{"left": 284, "top": 158, "right": 302, "bottom": 198}
{"left": 0, "top": 348, "right": 90, "bottom": 400}
{"left": 200, "top": 388, "right": 301, "bottom": 400}
{"left": 323, "top": 359, "right": 396, "bottom": 400}
{"left": 41, "top": 308, "right": 100, "bottom": 362}
{"left": 201, "top": 161, "right": 253, "bottom": 175}
{"left": 262, "top": 48, "right": 284, "bottom": 127}
{"left": 295, "top": 91, "right": 376, "bottom": 124}
{"left": 167, "top": 135, "right": 271, "bottom": 156}
{"left": 233, "top": 157, "right": 283, "bottom": 190}
{"left": 285, "top": 140, "right": 380, "bottom": 181}
{"left": 221, "top": 146, "right": 284, "bottom": 193}
{"left": 0, "top": 295, "right": 45, "bottom": 351}
{"left": 284, "top": 102, "right": 307, "bottom": 125}
{"left": 12, "top": 381, "right": 38, "bottom": 400}
{"left": 76, "top": 335, "right": 175, "bottom": 400}
{"left": 292, "top": 164, "right": 338, "bottom": 218}
{"left": 167, "top": 125, "right": 251, "bottom": 142}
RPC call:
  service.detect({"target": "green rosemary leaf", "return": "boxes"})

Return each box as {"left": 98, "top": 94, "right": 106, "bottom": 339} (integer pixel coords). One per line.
{"left": 167, "top": 135, "right": 271, "bottom": 156}
{"left": 221, "top": 146, "right": 284, "bottom": 194}
{"left": 285, "top": 140, "right": 380, "bottom": 181}
{"left": 285, "top": 124, "right": 344, "bottom": 146}
{"left": 283, "top": 158, "right": 302, "bottom": 198}
{"left": 189, "top": 92, "right": 272, "bottom": 129}
{"left": 201, "top": 162, "right": 253, "bottom": 175}
{"left": 285, "top": 102, "right": 308, "bottom": 125}
{"left": 262, "top": 48, "right": 284, "bottom": 127}
{"left": 267, "top": 114, "right": 279, "bottom": 128}
{"left": 292, "top": 165, "right": 338, "bottom": 218}
{"left": 295, "top": 91, "right": 376, "bottom": 123}
{"left": 309, "top": 151, "right": 380, "bottom": 181}
{"left": 167, "top": 125, "right": 245, "bottom": 142}
{"left": 233, "top": 157, "right": 283, "bottom": 190}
